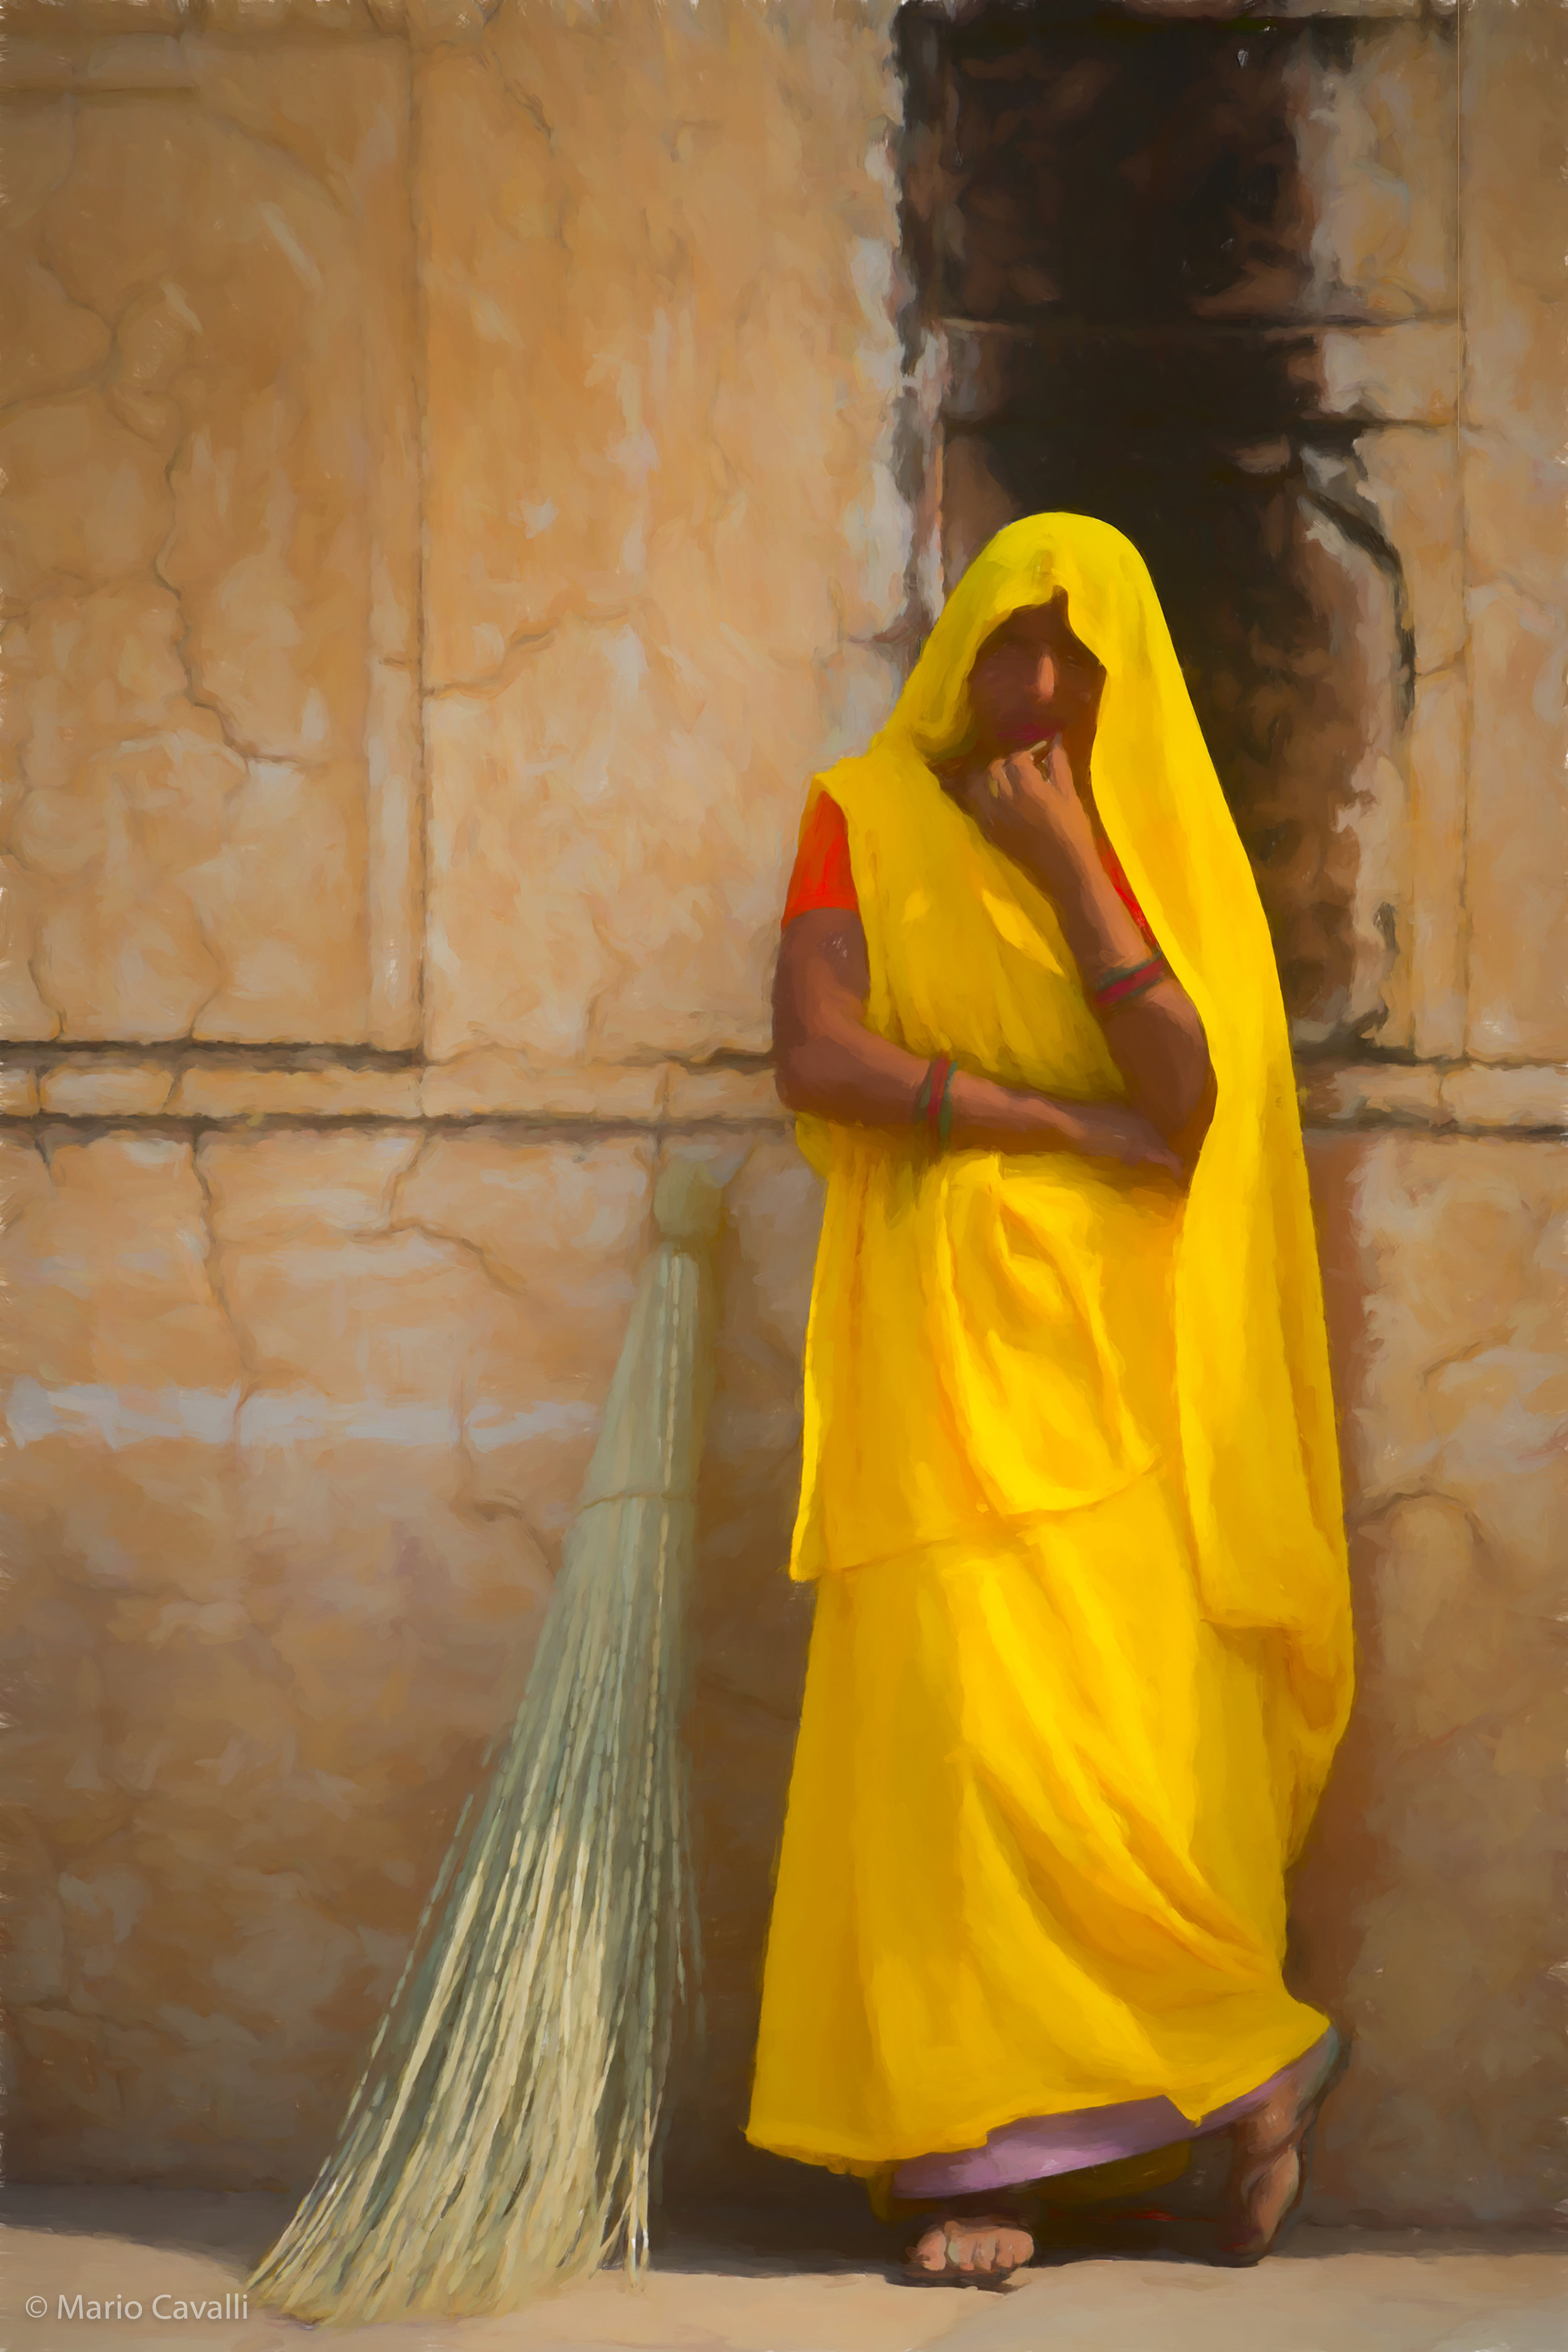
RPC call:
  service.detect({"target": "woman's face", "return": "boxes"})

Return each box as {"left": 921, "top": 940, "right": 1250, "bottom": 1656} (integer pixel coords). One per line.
{"left": 965, "top": 591, "right": 1105, "bottom": 755}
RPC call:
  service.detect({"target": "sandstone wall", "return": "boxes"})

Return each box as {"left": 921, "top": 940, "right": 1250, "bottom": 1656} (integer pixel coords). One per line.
{"left": 1, "top": 0, "right": 1564, "bottom": 2227}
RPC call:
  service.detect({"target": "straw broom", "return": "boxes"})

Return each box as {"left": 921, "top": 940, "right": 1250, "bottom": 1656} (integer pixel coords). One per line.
{"left": 246, "top": 1158, "right": 723, "bottom": 2323}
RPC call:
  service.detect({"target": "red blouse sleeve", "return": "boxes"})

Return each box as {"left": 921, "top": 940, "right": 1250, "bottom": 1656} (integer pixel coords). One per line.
{"left": 782, "top": 791, "right": 859, "bottom": 927}
{"left": 1096, "top": 835, "right": 1158, "bottom": 948}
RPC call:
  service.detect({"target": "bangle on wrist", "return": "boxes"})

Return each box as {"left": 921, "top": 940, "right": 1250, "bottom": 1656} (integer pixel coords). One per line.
{"left": 937, "top": 1059, "right": 958, "bottom": 1148}
{"left": 1092, "top": 954, "right": 1166, "bottom": 1013}
{"left": 913, "top": 1055, "right": 959, "bottom": 1148}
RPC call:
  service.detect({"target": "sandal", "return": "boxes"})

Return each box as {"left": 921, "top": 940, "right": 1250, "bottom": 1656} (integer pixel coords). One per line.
{"left": 1212, "top": 2025, "right": 1352, "bottom": 2266}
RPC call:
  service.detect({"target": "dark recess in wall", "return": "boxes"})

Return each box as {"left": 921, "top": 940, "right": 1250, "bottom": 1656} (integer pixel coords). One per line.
{"left": 896, "top": 0, "right": 1416, "bottom": 1042}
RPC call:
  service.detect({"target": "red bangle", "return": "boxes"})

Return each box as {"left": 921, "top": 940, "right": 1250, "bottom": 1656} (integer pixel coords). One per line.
{"left": 1094, "top": 956, "right": 1166, "bottom": 1012}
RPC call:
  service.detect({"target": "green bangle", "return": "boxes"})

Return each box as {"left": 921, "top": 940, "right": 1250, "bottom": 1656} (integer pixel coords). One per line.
{"left": 937, "top": 1059, "right": 958, "bottom": 1147}
{"left": 1095, "top": 958, "right": 1153, "bottom": 992}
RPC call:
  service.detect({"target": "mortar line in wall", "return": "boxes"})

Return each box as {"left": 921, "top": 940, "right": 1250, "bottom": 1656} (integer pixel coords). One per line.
{"left": 9, "top": 1042, "right": 426, "bottom": 1069}
{"left": 0, "top": 1116, "right": 793, "bottom": 1145}
{"left": 1452, "top": 0, "right": 1476, "bottom": 1062}
{"left": 409, "top": 32, "right": 432, "bottom": 1067}
{"left": 4, "top": 1047, "right": 1562, "bottom": 1076}
{"left": 934, "top": 312, "right": 1461, "bottom": 339}
{"left": 2, "top": 1112, "right": 1562, "bottom": 1146}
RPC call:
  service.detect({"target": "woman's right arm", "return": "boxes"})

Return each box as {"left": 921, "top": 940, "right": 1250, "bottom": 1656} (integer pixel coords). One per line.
{"left": 771, "top": 909, "right": 1182, "bottom": 1175}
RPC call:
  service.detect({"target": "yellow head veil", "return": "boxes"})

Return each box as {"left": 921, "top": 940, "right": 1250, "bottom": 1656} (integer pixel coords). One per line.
{"left": 798, "top": 513, "right": 1352, "bottom": 1794}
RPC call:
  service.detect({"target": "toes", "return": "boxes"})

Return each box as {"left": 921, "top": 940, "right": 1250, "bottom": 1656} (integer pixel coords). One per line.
{"left": 906, "top": 2216, "right": 1033, "bottom": 2280}
{"left": 961, "top": 2222, "right": 1032, "bottom": 2275}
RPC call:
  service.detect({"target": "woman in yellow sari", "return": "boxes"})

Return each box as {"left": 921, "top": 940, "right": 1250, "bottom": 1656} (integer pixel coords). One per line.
{"left": 745, "top": 514, "right": 1354, "bottom": 2284}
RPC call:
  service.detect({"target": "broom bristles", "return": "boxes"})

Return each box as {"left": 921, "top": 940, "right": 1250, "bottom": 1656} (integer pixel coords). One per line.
{"left": 246, "top": 1171, "right": 719, "bottom": 2323}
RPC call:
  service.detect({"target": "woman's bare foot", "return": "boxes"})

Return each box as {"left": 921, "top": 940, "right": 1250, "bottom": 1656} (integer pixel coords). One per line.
{"left": 1213, "top": 2028, "right": 1350, "bottom": 2266}
{"left": 903, "top": 2211, "right": 1034, "bottom": 2286}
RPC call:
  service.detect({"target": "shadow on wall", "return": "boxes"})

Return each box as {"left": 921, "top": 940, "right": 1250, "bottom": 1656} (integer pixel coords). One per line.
{"left": 899, "top": 0, "right": 1437, "bottom": 1049}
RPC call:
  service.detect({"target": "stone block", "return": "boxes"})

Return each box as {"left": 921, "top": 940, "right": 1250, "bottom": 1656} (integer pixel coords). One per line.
{"left": 166, "top": 1061, "right": 423, "bottom": 1121}
{"left": 0, "top": 1808, "right": 66, "bottom": 2007}
{"left": 1296, "top": 1059, "right": 1444, "bottom": 1130}
{"left": 365, "top": 659, "right": 423, "bottom": 1054}
{"left": 1463, "top": 580, "right": 1568, "bottom": 1063}
{"left": 1293, "top": 22, "right": 1456, "bottom": 321}
{"left": 1291, "top": 472, "right": 1408, "bottom": 1046}
{"left": 392, "top": 1133, "right": 654, "bottom": 1539}
{"left": 0, "top": 105, "right": 113, "bottom": 406}
{"left": 1459, "top": 0, "right": 1568, "bottom": 455}
{"left": 1308, "top": 319, "right": 1456, "bottom": 425}
{"left": 197, "top": 1131, "right": 422, "bottom": 1248}
{"left": 1352, "top": 428, "right": 1463, "bottom": 675}
{"left": 1457, "top": 0, "right": 1568, "bottom": 1076}
{"left": 1295, "top": 1131, "right": 1568, "bottom": 2219}
{"left": 1, "top": 56, "right": 418, "bottom": 1049}
{"left": 0, "top": 1134, "right": 240, "bottom": 1392}
{"left": 0, "top": 395, "right": 171, "bottom": 608}
{"left": 1322, "top": 1134, "right": 1568, "bottom": 1567}
{"left": 1441, "top": 1064, "right": 1568, "bottom": 1136}
{"left": 0, "top": 102, "right": 75, "bottom": 230}
{"left": 425, "top": 615, "right": 808, "bottom": 1064}
{"left": 16, "top": 719, "right": 242, "bottom": 1044}
{"left": 38, "top": 1060, "right": 172, "bottom": 1118}
{"left": 0, "top": 854, "right": 58, "bottom": 1038}
{"left": 418, "top": 3, "right": 904, "bottom": 1066}
{"left": 1, "top": 586, "right": 191, "bottom": 795}
{"left": 0, "top": 1062, "right": 41, "bottom": 1113}
{"left": 392, "top": 1128, "right": 650, "bottom": 1307}
{"left": 1462, "top": 434, "right": 1567, "bottom": 616}
{"left": 418, "top": 1052, "right": 669, "bottom": 1123}
{"left": 665, "top": 1066, "right": 788, "bottom": 1126}
{"left": 1406, "top": 662, "right": 1467, "bottom": 1062}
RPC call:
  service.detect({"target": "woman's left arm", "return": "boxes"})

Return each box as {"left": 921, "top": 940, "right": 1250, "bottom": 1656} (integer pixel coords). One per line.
{"left": 941, "top": 742, "right": 1214, "bottom": 1153}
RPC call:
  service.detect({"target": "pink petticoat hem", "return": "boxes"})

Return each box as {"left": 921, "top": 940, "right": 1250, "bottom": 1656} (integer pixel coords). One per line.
{"left": 889, "top": 2030, "right": 1334, "bottom": 2200}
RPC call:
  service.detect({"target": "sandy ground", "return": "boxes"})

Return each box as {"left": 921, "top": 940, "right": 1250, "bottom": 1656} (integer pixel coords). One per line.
{"left": 3, "top": 2187, "right": 1564, "bottom": 2352}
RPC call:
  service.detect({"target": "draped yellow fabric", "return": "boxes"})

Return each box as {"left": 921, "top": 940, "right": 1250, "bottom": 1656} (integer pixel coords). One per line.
{"left": 745, "top": 513, "right": 1353, "bottom": 2182}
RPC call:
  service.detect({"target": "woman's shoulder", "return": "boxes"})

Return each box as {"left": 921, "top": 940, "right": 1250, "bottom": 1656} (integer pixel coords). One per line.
{"left": 783, "top": 788, "right": 857, "bottom": 927}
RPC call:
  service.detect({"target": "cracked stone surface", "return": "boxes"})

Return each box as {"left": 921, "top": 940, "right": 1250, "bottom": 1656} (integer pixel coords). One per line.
{"left": 0, "top": 1128, "right": 659, "bottom": 2180}
{"left": 418, "top": 1, "right": 908, "bottom": 1064}
{"left": 1458, "top": 0, "right": 1568, "bottom": 1061}
{"left": 0, "top": 46, "right": 418, "bottom": 1047}
{"left": 1, "top": 0, "right": 1564, "bottom": 2239}
{"left": 0, "top": 1123, "right": 841, "bottom": 2189}
{"left": 1293, "top": 1133, "right": 1568, "bottom": 2223}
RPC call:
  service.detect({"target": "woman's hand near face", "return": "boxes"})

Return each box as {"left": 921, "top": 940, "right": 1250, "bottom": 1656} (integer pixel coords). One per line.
{"left": 938, "top": 735, "right": 1213, "bottom": 1152}
{"left": 937, "top": 738, "right": 1098, "bottom": 886}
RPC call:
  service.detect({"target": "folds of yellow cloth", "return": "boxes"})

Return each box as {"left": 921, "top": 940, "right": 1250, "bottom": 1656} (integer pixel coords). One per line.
{"left": 745, "top": 1466, "right": 1332, "bottom": 2176}
{"left": 750, "top": 514, "right": 1352, "bottom": 2190}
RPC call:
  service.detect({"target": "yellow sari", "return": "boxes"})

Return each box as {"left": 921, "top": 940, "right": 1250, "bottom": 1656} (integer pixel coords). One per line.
{"left": 744, "top": 514, "right": 1353, "bottom": 2191}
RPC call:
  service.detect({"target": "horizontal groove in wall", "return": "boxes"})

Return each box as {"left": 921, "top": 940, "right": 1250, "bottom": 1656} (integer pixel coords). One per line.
{"left": 0, "top": 1058, "right": 1562, "bottom": 1136}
